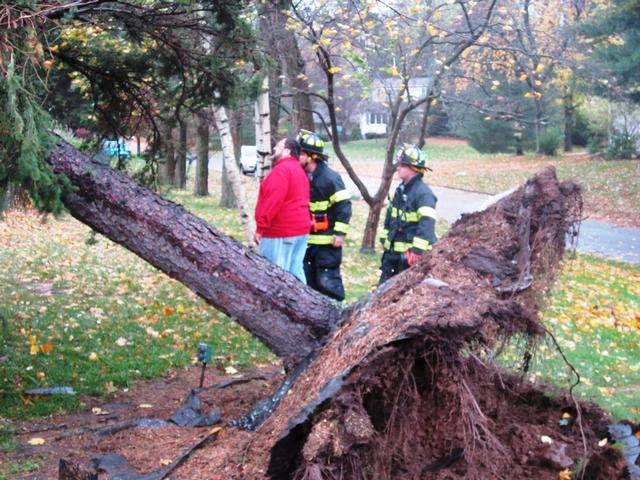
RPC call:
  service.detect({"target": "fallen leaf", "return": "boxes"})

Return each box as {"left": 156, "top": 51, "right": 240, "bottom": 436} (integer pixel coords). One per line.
{"left": 598, "top": 438, "right": 608, "bottom": 447}
{"left": 163, "top": 307, "right": 174, "bottom": 316}
{"left": 92, "top": 407, "right": 109, "bottom": 415}
{"left": 558, "top": 468, "right": 571, "bottom": 480}
{"left": 41, "top": 343, "right": 53, "bottom": 353}
{"left": 160, "top": 458, "right": 172, "bottom": 466}
{"left": 139, "top": 403, "right": 153, "bottom": 409}
{"left": 27, "top": 437, "right": 46, "bottom": 445}
{"left": 115, "top": 337, "right": 128, "bottom": 347}
{"left": 225, "top": 366, "right": 238, "bottom": 375}
{"left": 36, "top": 372, "right": 45, "bottom": 380}
{"left": 540, "top": 435, "right": 553, "bottom": 444}
{"left": 89, "top": 352, "right": 99, "bottom": 361}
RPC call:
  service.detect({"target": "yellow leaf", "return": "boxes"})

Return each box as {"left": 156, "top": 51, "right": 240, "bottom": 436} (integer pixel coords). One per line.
{"left": 29, "top": 335, "right": 37, "bottom": 346}
{"left": 427, "top": 25, "right": 438, "bottom": 36}
{"left": 160, "top": 458, "right": 172, "bottom": 466}
{"left": 92, "top": 407, "right": 109, "bottom": 415}
{"left": 328, "top": 66, "right": 342, "bottom": 74}
{"left": 30, "top": 345, "right": 39, "bottom": 355}
{"left": 89, "top": 352, "right": 99, "bottom": 361}
{"left": 36, "top": 372, "right": 45, "bottom": 380}
{"left": 558, "top": 469, "right": 571, "bottom": 480}
{"left": 535, "top": 63, "right": 545, "bottom": 73}
{"left": 27, "top": 437, "right": 46, "bottom": 445}
{"left": 519, "top": 73, "right": 528, "bottom": 81}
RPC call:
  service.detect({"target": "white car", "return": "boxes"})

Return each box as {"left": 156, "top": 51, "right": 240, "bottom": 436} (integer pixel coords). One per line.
{"left": 240, "top": 145, "right": 258, "bottom": 175}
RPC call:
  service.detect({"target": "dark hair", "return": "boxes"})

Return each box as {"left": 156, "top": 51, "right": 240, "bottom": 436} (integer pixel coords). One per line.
{"left": 283, "top": 137, "right": 301, "bottom": 159}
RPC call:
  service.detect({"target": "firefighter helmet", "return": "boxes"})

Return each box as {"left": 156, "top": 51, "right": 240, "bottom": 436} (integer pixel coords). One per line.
{"left": 297, "top": 130, "right": 327, "bottom": 159}
{"left": 396, "top": 144, "right": 429, "bottom": 171}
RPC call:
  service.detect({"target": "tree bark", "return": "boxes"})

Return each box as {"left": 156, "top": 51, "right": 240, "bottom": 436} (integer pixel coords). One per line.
{"left": 43, "top": 145, "right": 617, "bottom": 479}
{"left": 159, "top": 122, "right": 175, "bottom": 186}
{"left": 361, "top": 201, "right": 385, "bottom": 255}
{"left": 46, "top": 141, "right": 340, "bottom": 371}
{"left": 564, "top": 89, "right": 574, "bottom": 153}
{"left": 213, "top": 106, "right": 256, "bottom": 245}
{"left": 194, "top": 111, "right": 209, "bottom": 197}
{"left": 255, "top": 76, "right": 272, "bottom": 180}
{"left": 174, "top": 116, "right": 188, "bottom": 189}
{"left": 220, "top": 110, "right": 240, "bottom": 209}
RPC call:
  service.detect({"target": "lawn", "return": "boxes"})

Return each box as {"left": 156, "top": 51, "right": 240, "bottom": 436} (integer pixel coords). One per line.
{"left": 0, "top": 161, "right": 638, "bottom": 434}
{"left": 328, "top": 139, "right": 640, "bottom": 227}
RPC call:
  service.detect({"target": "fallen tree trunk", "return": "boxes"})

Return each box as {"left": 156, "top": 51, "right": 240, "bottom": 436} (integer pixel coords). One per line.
{"left": 46, "top": 143, "right": 628, "bottom": 478}
{"left": 46, "top": 141, "right": 341, "bottom": 371}
{"left": 170, "top": 168, "right": 623, "bottom": 478}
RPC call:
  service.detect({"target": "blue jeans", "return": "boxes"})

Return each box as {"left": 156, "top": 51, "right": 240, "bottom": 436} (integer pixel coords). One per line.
{"left": 259, "top": 235, "right": 309, "bottom": 284}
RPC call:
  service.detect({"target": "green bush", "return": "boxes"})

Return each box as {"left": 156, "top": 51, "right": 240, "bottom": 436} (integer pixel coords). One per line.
{"left": 464, "top": 114, "right": 514, "bottom": 153}
{"left": 605, "top": 130, "right": 638, "bottom": 159}
{"left": 539, "top": 128, "right": 562, "bottom": 156}
{"left": 349, "top": 125, "right": 362, "bottom": 141}
{"left": 570, "top": 108, "right": 592, "bottom": 147}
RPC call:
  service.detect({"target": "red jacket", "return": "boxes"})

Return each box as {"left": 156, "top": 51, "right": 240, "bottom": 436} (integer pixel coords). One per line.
{"left": 255, "top": 156, "right": 310, "bottom": 238}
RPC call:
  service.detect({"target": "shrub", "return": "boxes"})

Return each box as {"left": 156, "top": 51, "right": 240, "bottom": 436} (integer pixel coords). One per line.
{"left": 539, "top": 128, "right": 562, "bottom": 156}
{"left": 570, "top": 108, "right": 592, "bottom": 147}
{"left": 464, "top": 114, "right": 514, "bottom": 153}
{"left": 349, "top": 125, "right": 362, "bottom": 141}
{"left": 605, "top": 130, "right": 638, "bottom": 159}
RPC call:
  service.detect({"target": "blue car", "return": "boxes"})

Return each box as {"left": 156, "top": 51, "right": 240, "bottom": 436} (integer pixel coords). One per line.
{"left": 103, "top": 140, "right": 131, "bottom": 158}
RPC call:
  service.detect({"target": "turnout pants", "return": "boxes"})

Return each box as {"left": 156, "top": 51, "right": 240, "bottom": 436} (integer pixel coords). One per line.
{"left": 304, "top": 245, "right": 345, "bottom": 301}
{"left": 379, "top": 250, "right": 409, "bottom": 285}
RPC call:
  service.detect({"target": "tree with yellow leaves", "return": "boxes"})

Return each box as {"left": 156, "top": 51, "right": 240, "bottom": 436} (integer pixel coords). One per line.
{"left": 290, "top": 0, "right": 499, "bottom": 252}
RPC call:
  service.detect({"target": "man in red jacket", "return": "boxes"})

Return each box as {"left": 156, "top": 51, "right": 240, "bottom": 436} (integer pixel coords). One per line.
{"left": 254, "top": 137, "right": 310, "bottom": 283}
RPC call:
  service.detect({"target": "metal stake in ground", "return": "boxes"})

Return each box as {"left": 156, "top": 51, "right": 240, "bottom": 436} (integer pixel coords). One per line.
{"left": 197, "top": 343, "right": 212, "bottom": 388}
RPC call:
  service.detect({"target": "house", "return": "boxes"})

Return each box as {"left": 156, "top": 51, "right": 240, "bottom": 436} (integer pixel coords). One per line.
{"left": 359, "top": 76, "right": 433, "bottom": 138}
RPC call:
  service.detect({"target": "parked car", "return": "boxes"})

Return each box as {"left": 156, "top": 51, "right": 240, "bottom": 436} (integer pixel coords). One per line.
{"left": 103, "top": 140, "right": 131, "bottom": 158}
{"left": 240, "top": 145, "right": 257, "bottom": 175}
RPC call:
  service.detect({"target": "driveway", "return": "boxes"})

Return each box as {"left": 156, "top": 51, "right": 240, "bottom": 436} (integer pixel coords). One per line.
{"left": 208, "top": 157, "right": 639, "bottom": 265}
{"left": 341, "top": 174, "right": 640, "bottom": 265}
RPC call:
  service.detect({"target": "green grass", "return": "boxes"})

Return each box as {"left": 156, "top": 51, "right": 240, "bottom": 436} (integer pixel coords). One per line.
{"left": 326, "top": 138, "right": 504, "bottom": 164}
{"left": 499, "top": 255, "right": 640, "bottom": 421}
{"left": 0, "top": 167, "right": 638, "bottom": 434}
{"left": 329, "top": 139, "right": 640, "bottom": 225}
{"left": 0, "top": 204, "right": 273, "bottom": 420}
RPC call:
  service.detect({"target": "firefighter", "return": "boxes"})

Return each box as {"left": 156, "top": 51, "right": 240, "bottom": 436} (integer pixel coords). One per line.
{"left": 379, "top": 144, "right": 437, "bottom": 284}
{"left": 298, "top": 130, "right": 352, "bottom": 301}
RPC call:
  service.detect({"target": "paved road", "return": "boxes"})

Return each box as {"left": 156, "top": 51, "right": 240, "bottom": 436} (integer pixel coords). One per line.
{"left": 210, "top": 155, "right": 640, "bottom": 265}
{"left": 340, "top": 174, "right": 640, "bottom": 265}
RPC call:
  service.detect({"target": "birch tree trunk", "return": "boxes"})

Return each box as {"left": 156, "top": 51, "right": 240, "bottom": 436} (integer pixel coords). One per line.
{"left": 214, "top": 106, "right": 256, "bottom": 246}
{"left": 255, "top": 76, "right": 272, "bottom": 180}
